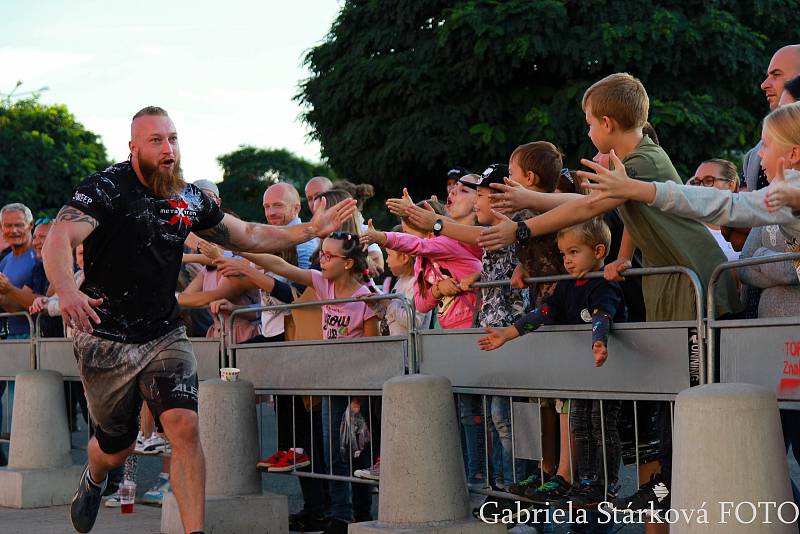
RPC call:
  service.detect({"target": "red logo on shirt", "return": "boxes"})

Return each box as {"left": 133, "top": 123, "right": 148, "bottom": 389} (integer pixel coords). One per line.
{"left": 163, "top": 199, "right": 193, "bottom": 227}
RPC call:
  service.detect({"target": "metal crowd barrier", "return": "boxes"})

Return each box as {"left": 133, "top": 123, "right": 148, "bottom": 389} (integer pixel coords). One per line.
{"left": 708, "top": 253, "right": 800, "bottom": 405}
{"left": 0, "top": 311, "right": 36, "bottom": 378}
{"left": 226, "top": 293, "right": 415, "bottom": 486}
{"left": 416, "top": 267, "right": 703, "bottom": 503}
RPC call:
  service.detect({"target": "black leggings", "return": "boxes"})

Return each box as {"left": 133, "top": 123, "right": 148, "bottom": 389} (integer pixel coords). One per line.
{"left": 570, "top": 399, "right": 622, "bottom": 486}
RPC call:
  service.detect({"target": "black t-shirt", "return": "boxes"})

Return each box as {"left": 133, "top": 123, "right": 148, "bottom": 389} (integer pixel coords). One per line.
{"left": 66, "top": 162, "right": 223, "bottom": 343}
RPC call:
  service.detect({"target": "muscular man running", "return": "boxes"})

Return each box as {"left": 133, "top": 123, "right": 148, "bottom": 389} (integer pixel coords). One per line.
{"left": 42, "top": 106, "right": 356, "bottom": 534}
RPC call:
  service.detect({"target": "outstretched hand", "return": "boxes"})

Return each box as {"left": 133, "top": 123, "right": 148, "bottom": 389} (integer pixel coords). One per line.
{"left": 593, "top": 341, "right": 608, "bottom": 367}
{"left": 577, "top": 150, "right": 631, "bottom": 204}
{"left": 478, "top": 326, "right": 513, "bottom": 351}
{"left": 404, "top": 201, "right": 438, "bottom": 232}
{"left": 764, "top": 158, "right": 797, "bottom": 212}
{"left": 477, "top": 210, "right": 518, "bottom": 251}
{"left": 359, "top": 219, "right": 387, "bottom": 248}
{"left": 489, "top": 178, "right": 530, "bottom": 213}
{"left": 311, "top": 197, "right": 358, "bottom": 237}
{"left": 386, "top": 188, "right": 414, "bottom": 218}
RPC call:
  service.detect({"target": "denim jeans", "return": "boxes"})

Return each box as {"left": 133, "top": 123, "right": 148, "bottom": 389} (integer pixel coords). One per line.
{"left": 490, "top": 396, "right": 527, "bottom": 486}
{"left": 458, "top": 394, "right": 485, "bottom": 483}
{"left": 321, "top": 396, "right": 373, "bottom": 522}
{"left": 570, "top": 399, "right": 621, "bottom": 486}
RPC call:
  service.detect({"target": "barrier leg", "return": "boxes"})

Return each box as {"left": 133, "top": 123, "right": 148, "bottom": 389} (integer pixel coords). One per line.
{"left": 671, "top": 383, "right": 794, "bottom": 533}
{"left": 352, "top": 374, "right": 504, "bottom": 533}
{"left": 161, "top": 379, "right": 288, "bottom": 533}
{"left": 0, "top": 370, "right": 83, "bottom": 508}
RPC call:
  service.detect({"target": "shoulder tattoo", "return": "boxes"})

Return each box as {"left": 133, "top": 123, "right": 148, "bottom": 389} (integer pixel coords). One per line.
{"left": 55, "top": 206, "right": 99, "bottom": 229}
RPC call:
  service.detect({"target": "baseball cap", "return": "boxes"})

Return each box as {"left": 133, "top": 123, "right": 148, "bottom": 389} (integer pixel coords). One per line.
{"left": 193, "top": 179, "right": 220, "bottom": 198}
{"left": 459, "top": 164, "right": 509, "bottom": 189}
{"left": 446, "top": 166, "right": 471, "bottom": 181}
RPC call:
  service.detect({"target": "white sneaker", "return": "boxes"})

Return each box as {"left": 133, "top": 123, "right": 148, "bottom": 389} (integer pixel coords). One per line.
{"left": 134, "top": 431, "right": 146, "bottom": 454}
{"left": 139, "top": 433, "right": 168, "bottom": 455}
{"left": 104, "top": 491, "right": 121, "bottom": 508}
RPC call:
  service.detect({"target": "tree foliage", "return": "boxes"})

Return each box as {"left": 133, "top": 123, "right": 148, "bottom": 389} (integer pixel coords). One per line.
{"left": 298, "top": 0, "right": 798, "bottom": 198}
{"left": 216, "top": 146, "right": 335, "bottom": 222}
{"left": 0, "top": 97, "right": 110, "bottom": 215}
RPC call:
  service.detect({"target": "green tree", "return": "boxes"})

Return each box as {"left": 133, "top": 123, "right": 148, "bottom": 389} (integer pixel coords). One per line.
{"left": 298, "top": 0, "right": 797, "bottom": 198}
{"left": 0, "top": 97, "right": 110, "bottom": 215}
{"left": 216, "top": 146, "right": 335, "bottom": 222}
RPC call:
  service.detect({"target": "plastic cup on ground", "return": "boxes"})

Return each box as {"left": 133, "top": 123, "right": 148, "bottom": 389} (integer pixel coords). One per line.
{"left": 220, "top": 367, "right": 240, "bottom": 382}
{"left": 119, "top": 480, "right": 136, "bottom": 513}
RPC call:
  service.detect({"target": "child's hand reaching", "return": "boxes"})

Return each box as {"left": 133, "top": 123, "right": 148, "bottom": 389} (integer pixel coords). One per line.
{"left": 478, "top": 326, "right": 518, "bottom": 351}
{"left": 593, "top": 341, "right": 608, "bottom": 367}
{"left": 359, "top": 219, "right": 387, "bottom": 247}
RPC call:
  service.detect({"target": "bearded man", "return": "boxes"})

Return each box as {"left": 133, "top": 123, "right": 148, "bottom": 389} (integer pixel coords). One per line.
{"left": 43, "top": 106, "right": 356, "bottom": 534}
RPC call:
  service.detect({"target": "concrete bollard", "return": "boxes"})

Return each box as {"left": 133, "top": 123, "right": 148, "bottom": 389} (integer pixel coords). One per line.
{"left": 351, "top": 374, "right": 504, "bottom": 534}
{"left": 161, "top": 379, "right": 288, "bottom": 534}
{"left": 0, "top": 370, "right": 83, "bottom": 508}
{"left": 671, "top": 383, "right": 795, "bottom": 533}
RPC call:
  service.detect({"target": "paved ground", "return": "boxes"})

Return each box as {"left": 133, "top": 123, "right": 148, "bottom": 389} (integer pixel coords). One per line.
{"left": 2, "top": 398, "right": 799, "bottom": 533}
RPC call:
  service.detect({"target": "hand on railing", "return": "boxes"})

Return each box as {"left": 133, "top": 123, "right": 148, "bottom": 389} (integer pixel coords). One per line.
{"left": 510, "top": 263, "right": 528, "bottom": 289}
{"left": 29, "top": 296, "right": 49, "bottom": 316}
{"left": 603, "top": 258, "right": 632, "bottom": 282}
{"left": 431, "top": 277, "right": 460, "bottom": 299}
{"left": 209, "top": 298, "right": 236, "bottom": 315}
{"left": 458, "top": 272, "right": 481, "bottom": 292}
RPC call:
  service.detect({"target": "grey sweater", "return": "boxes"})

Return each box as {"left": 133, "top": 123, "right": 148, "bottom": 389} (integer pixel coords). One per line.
{"left": 739, "top": 225, "right": 800, "bottom": 318}
{"left": 650, "top": 170, "right": 800, "bottom": 243}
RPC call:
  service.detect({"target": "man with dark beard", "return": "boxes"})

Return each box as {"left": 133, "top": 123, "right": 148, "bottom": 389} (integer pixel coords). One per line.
{"left": 42, "top": 106, "right": 357, "bottom": 534}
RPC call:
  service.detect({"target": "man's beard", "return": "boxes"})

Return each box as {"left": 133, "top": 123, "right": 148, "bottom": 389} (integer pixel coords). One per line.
{"left": 137, "top": 150, "right": 186, "bottom": 198}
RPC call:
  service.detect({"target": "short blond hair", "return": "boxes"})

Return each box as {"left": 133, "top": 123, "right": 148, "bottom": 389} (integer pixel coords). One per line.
{"left": 764, "top": 102, "right": 800, "bottom": 149}
{"left": 557, "top": 217, "right": 612, "bottom": 259}
{"left": 582, "top": 73, "right": 649, "bottom": 131}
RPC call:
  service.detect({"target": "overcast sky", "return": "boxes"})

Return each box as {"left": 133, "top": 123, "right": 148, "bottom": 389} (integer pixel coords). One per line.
{"left": 1, "top": 0, "right": 341, "bottom": 183}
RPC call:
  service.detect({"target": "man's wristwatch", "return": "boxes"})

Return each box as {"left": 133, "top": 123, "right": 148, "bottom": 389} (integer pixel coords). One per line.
{"left": 432, "top": 219, "right": 444, "bottom": 236}
{"left": 516, "top": 220, "right": 531, "bottom": 243}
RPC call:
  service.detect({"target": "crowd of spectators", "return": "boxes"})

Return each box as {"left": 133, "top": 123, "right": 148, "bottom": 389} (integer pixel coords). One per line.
{"left": 3, "top": 43, "right": 800, "bottom": 534}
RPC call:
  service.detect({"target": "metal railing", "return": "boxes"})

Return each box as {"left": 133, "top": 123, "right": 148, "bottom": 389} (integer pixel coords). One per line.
{"left": 708, "top": 253, "right": 800, "bottom": 400}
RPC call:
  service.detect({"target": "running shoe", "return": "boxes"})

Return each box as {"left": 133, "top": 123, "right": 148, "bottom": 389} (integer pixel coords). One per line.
{"left": 321, "top": 517, "right": 349, "bottom": 534}
{"left": 142, "top": 473, "right": 171, "bottom": 506}
{"left": 507, "top": 472, "right": 543, "bottom": 497}
{"left": 602, "top": 473, "right": 670, "bottom": 516}
{"left": 103, "top": 491, "right": 121, "bottom": 508}
{"left": 354, "top": 457, "right": 380, "bottom": 481}
{"left": 526, "top": 474, "right": 572, "bottom": 503}
{"left": 289, "top": 510, "right": 329, "bottom": 533}
{"left": 70, "top": 464, "right": 105, "bottom": 533}
{"left": 268, "top": 448, "right": 311, "bottom": 472}
{"left": 139, "top": 433, "right": 169, "bottom": 455}
{"left": 134, "top": 431, "right": 146, "bottom": 452}
{"left": 257, "top": 450, "right": 287, "bottom": 471}
{"left": 567, "top": 480, "right": 611, "bottom": 509}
